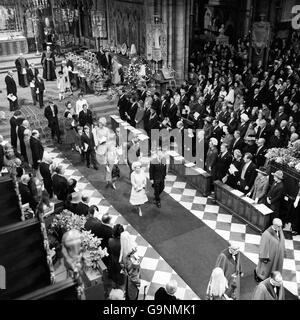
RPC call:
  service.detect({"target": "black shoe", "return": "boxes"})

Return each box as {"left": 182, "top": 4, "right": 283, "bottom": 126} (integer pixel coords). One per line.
{"left": 94, "top": 166, "right": 99, "bottom": 170}
{"left": 156, "top": 202, "right": 161, "bottom": 208}
{"left": 105, "top": 182, "right": 110, "bottom": 188}
{"left": 87, "top": 165, "right": 90, "bottom": 168}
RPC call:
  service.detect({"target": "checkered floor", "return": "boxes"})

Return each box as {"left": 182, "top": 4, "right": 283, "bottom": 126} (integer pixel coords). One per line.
{"left": 163, "top": 173, "right": 300, "bottom": 299}
{"left": 45, "top": 147, "right": 200, "bottom": 300}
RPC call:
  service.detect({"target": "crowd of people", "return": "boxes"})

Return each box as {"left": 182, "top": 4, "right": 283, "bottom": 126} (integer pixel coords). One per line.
{"left": 1, "top": 28, "right": 299, "bottom": 300}
{"left": 113, "top": 32, "right": 300, "bottom": 234}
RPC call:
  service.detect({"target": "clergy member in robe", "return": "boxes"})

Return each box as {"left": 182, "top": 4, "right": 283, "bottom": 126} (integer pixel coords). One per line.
{"left": 41, "top": 46, "right": 57, "bottom": 81}
{"left": 254, "top": 218, "right": 285, "bottom": 282}
{"left": 252, "top": 271, "right": 285, "bottom": 300}
{"left": 15, "top": 53, "right": 29, "bottom": 88}
{"left": 215, "top": 243, "right": 243, "bottom": 300}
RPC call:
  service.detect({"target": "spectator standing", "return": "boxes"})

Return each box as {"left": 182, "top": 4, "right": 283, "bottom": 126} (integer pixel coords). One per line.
{"left": 5, "top": 70, "right": 18, "bottom": 111}
{"left": 254, "top": 219, "right": 285, "bottom": 282}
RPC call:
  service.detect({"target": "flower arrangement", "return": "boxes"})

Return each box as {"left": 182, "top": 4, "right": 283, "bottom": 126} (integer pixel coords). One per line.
{"left": 265, "top": 147, "right": 300, "bottom": 171}
{"left": 48, "top": 210, "right": 108, "bottom": 272}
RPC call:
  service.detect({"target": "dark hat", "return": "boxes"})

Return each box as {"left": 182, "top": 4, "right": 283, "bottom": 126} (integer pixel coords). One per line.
{"left": 256, "top": 166, "right": 268, "bottom": 175}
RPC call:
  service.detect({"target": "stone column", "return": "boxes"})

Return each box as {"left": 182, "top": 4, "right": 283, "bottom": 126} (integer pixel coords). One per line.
{"left": 174, "top": 0, "right": 186, "bottom": 83}
{"left": 167, "top": 0, "right": 174, "bottom": 68}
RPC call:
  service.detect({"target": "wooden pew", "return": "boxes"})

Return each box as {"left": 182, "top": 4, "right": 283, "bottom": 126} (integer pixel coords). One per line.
{"left": 0, "top": 219, "right": 52, "bottom": 300}
{"left": 214, "top": 180, "right": 272, "bottom": 233}
{"left": 111, "top": 115, "right": 212, "bottom": 196}
{"left": 167, "top": 151, "right": 211, "bottom": 196}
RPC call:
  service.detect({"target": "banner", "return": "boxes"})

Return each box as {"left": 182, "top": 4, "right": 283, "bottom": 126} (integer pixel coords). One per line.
{"left": 146, "top": 23, "right": 167, "bottom": 62}
{"left": 91, "top": 10, "right": 107, "bottom": 39}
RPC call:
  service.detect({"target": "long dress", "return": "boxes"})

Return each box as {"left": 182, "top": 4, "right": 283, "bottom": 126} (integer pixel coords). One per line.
{"left": 130, "top": 170, "right": 148, "bottom": 206}
{"left": 94, "top": 126, "right": 109, "bottom": 165}
{"left": 41, "top": 50, "right": 56, "bottom": 81}
{"left": 62, "top": 65, "right": 72, "bottom": 91}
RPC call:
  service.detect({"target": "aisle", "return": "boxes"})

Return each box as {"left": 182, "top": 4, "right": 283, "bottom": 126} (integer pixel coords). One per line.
{"left": 46, "top": 146, "right": 199, "bottom": 300}
{"left": 56, "top": 146, "right": 293, "bottom": 300}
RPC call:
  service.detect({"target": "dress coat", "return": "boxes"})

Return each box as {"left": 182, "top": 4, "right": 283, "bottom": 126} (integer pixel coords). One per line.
{"left": 267, "top": 181, "right": 284, "bottom": 218}
{"left": 215, "top": 248, "right": 242, "bottom": 300}
{"left": 256, "top": 226, "right": 285, "bottom": 280}
{"left": 215, "top": 151, "right": 232, "bottom": 181}
{"left": 39, "top": 162, "right": 53, "bottom": 198}
{"left": 252, "top": 278, "right": 285, "bottom": 300}
{"left": 30, "top": 136, "right": 44, "bottom": 169}
{"left": 249, "top": 175, "right": 269, "bottom": 203}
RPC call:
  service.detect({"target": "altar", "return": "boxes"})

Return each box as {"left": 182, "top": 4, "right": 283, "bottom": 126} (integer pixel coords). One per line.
{"left": 0, "top": 34, "right": 28, "bottom": 56}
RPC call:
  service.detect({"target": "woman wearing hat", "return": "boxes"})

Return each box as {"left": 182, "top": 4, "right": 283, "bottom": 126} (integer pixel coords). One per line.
{"left": 247, "top": 166, "right": 269, "bottom": 204}
{"left": 94, "top": 118, "right": 109, "bottom": 165}
{"left": 266, "top": 171, "right": 284, "bottom": 221}
{"left": 129, "top": 161, "right": 148, "bottom": 217}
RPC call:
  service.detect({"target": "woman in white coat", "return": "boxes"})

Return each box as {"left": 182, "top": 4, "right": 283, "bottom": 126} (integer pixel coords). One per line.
{"left": 129, "top": 161, "right": 148, "bottom": 217}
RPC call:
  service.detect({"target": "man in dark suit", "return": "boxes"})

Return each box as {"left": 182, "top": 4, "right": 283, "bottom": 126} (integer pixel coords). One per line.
{"left": 79, "top": 104, "right": 93, "bottom": 127}
{"left": 81, "top": 125, "right": 98, "bottom": 170}
{"left": 44, "top": 101, "right": 61, "bottom": 143}
{"left": 117, "top": 90, "right": 128, "bottom": 121}
{"left": 152, "top": 92, "right": 161, "bottom": 116}
{"left": 5, "top": 70, "right": 18, "bottom": 111}
{"left": 266, "top": 170, "right": 285, "bottom": 221}
{"left": 126, "top": 97, "right": 139, "bottom": 127}
{"left": 154, "top": 281, "right": 178, "bottom": 301}
{"left": 30, "top": 130, "right": 44, "bottom": 170}
{"left": 10, "top": 110, "right": 23, "bottom": 150}
{"left": 27, "top": 63, "right": 39, "bottom": 106}
{"left": 211, "top": 120, "right": 223, "bottom": 144}
{"left": 254, "top": 138, "right": 267, "bottom": 168}
{"left": 149, "top": 151, "right": 167, "bottom": 208}
{"left": 147, "top": 106, "right": 160, "bottom": 137}
{"left": 52, "top": 165, "right": 69, "bottom": 202}
{"left": 215, "top": 143, "right": 232, "bottom": 181}
{"left": 17, "top": 120, "right": 29, "bottom": 162}
{"left": 167, "top": 97, "right": 178, "bottom": 129}
{"left": 138, "top": 85, "right": 147, "bottom": 102}
{"left": 84, "top": 207, "right": 113, "bottom": 267}
{"left": 230, "top": 130, "right": 245, "bottom": 154}
{"left": 238, "top": 153, "right": 257, "bottom": 194}
{"left": 76, "top": 195, "right": 90, "bottom": 216}
{"left": 274, "top": 106, "right": 288, "bottom": 126}
{"left": 35, "top": 74, "right": 45, "bottom": 108}
{"left": 256, "top": 120, "right": 271, "bottom": 145}
{"left": 39, "top": 155, "right": 53, "bottom": 198}
{"left": 160, "top": 95, "right": 170, "bottom": 120}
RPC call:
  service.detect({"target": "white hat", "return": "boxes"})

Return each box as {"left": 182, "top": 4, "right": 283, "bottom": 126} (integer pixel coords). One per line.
{"left": 132, "top": 161, "right": 142, "bottom": 171}
{"left": 240, "top": 113, "right": 249, "bottom": 122}
{"left": 210, "top": 138, "right": 218, "bottom": 146}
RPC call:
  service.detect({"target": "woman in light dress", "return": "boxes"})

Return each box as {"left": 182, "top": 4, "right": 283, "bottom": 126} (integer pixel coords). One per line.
{"left": 129, "top": 161, "right": 148, "bottom": 217}
{"left": 94, "top": 117, "right": 109, "bottom": 165}
{"left": 206, "top": 267, "right": 233, "bottom": 300}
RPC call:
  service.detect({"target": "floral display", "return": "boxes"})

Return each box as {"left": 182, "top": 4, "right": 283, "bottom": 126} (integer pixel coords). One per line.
{"left": 265, "top": 147, "right": 300, "bottom": 171}
{"left": 48, "top": 210, "right": 108, "bottom": 271}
